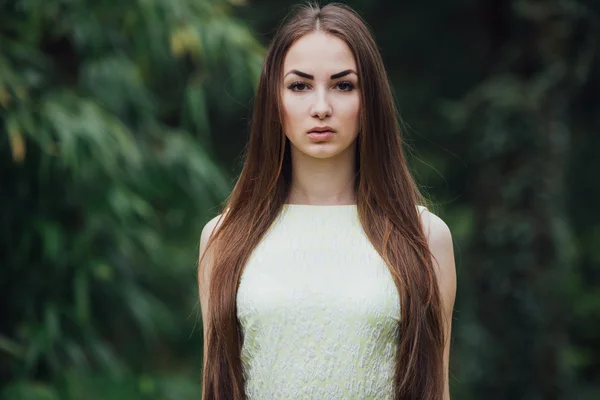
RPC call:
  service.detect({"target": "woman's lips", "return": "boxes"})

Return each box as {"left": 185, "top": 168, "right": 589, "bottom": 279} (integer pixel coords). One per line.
{"left": 307, "top": 131, "right": 335, "bottom": 141}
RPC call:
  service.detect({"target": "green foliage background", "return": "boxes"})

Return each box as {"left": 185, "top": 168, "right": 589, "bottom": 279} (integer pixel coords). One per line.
{"left": 1, "top": 0, "right": 599, "bottom": 399}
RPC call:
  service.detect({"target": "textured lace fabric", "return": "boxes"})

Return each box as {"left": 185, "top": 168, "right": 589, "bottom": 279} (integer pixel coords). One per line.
{"left": 236, "top": 204, "right": 402, "bottom": 399}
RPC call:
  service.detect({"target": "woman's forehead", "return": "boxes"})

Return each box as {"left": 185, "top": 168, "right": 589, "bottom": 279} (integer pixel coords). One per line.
{"left": 283, "top": 32, "right": 357, "bottom": 76}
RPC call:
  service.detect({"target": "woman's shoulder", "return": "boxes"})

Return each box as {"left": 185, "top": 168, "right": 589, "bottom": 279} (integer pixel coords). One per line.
{"left": 200, "top": 214, "right": 224, "bottom": 250}
{"left": 416, "top": 206, "right": 452, "bottom": 249}
{"left": 198, "top": 212, "right": 227, "bottom": 309}
{"left": 199, "top": 208, "right": 230, "bottom": 250}
{"left": 416, "top": 206, "right": 455, "bottom": 298}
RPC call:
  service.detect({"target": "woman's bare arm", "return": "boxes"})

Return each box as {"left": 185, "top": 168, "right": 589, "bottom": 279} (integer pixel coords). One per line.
{"left": 420, "top": 208, "right": 457, "bottom": 400}
{"left": 198, "top": 214, "right": 224, "bottom": 381}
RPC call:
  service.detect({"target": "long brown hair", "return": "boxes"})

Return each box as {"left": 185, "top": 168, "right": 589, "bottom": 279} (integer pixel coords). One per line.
{"left": 199, "top": 2, "right": 445, "bottom": 399}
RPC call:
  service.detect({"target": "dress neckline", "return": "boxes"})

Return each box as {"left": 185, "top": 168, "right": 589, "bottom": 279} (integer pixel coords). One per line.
{"left": 281, "top": 204, "right": 358, "bottom": 217}
{"left": 283, "top": 204, "right": 357, "bottom": 207}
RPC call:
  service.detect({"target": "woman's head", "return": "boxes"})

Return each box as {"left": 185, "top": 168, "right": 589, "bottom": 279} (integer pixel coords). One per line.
{"left": 201, "top": 4, "right": 445, "bottom": 400}
{"left": 244, "top": 2, "right": 402, "bottom": 186}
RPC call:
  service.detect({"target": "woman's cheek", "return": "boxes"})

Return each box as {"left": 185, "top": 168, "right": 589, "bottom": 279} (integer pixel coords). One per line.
{"left": 281, "top": 96, "right": 294, "bottom": 134}
{"left": 288, "top": 100, "right": 307, "bottom": 131}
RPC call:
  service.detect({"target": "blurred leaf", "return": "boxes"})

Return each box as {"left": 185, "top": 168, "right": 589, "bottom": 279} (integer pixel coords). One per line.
{"left": 0, "top": 334, "right": 25, "bottom": 359}
{"left": 1, "top": 382, "right": 60, "bottom": 400}
{"left": 74, "top": 269, "right": 90, "bottom": 326}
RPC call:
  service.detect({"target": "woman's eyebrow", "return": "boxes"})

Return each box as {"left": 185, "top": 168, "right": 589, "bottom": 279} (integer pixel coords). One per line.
{"left": 330, "top": 69, "right": 356, "bottom": 79}
{"left": 284, "top": 69, "right": 358, "bottom": 80}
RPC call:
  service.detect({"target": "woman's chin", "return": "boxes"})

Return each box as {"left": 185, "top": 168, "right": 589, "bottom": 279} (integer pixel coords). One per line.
{"left": 300, "top": 144, "right": 353, "bottom": 160}
{"left": 288, "top": 137, "right": 357, "bottom": 160}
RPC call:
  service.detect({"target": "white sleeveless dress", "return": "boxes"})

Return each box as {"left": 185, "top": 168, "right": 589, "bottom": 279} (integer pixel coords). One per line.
{"left": 236, "top": 204, "right": 403, "bottom": 399}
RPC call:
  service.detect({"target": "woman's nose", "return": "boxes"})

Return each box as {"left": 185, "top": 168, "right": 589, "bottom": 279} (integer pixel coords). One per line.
{"left": 310, "top": 91, "right": 332, "bottom": 120}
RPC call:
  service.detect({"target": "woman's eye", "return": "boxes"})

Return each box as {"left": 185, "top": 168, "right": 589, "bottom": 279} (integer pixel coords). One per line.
{"left": 336, "top": 81, "right": 355, "bottom": 91}
{"left": 288, "top": 82, "right": 310, "bottom": 91}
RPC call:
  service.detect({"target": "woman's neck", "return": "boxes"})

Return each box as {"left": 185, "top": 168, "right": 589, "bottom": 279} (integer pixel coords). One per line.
{"left": 286, "top": 142, "right": 357, "bottom": 205}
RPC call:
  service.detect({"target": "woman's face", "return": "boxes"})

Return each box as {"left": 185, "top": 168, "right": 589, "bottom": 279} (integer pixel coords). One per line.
{"left": 281, "top": 32, "right": 360, "bottom": 160}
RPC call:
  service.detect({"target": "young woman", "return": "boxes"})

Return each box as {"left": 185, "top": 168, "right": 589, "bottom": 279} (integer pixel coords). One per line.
{"left": 198, "top": 3, "right": 456, "bottom": 399}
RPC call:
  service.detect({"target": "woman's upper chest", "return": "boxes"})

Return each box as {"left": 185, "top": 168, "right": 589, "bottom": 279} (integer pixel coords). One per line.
{"left": 236, "top": 206, "right": 401, "bottom": 323}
